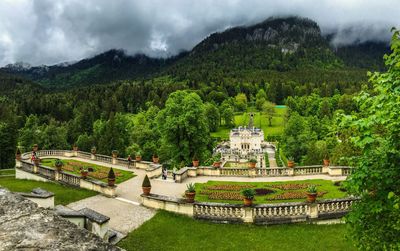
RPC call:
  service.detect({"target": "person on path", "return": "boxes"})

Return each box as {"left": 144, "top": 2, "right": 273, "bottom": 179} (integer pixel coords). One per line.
{"left": 127, "top": 155, "right": 132, "bottom": 169}
{"left": 162, "top": 168, "right": 168, "bottom": 180}
{"left": 172, "top": 167, "right": 177, "bottom": 180}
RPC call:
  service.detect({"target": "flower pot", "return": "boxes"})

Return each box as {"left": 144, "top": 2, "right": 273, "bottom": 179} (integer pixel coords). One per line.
{"left": 306, "top": 193, "right": 317, "bottom": 203}
{"left": 108, "top": 178, "right": 115, "bottom": 187}
{"left": 185, "top": 192, "right": 196, "bottom": 203}
{"left": 192, "top": 160, "right": 199, "bottom": 167}
{"left": 248, "top": 162, "right": 256, "bottom": 168}
{"left": 142, "top": 186, "right": 151, "bottom": 195}
{"left": 213, "top": 161, "right": 221, "bottom": 168}
{"left": 55, "top": 165, "right": 62, "bottom": 172}
{"left": 323, "top": 159, "right": 330, "bottom": 166}
{"left": 33, "top": 144, "right": 38, "bottom": 152}
{"left": 112, "top": 153, "right": 118, "bottom": 158}
{"left": 136, "top": 156, "right": 142, "bottom": 161}
{"left": 91, "top": 149, "right": 96, "bottom": 155}
{"left": 287, "top": 160, "right": 295, "bottom": 168}
{"left": 34, "top": 158, "right": 40, "bottom": 166}
{"left": 16, "top": 154, "right": 21, "bottom": 161}
{"left": 243, "top": 198, "right": 253, "bottom": 206}
{"left": 152, "top": 157, "right": 159, "bottom": 164}
{"left": 81, "top": 171, "right": 88, "bottom": 179}
{"left": 73, "top": 146, "right": 78, "bottom": 151}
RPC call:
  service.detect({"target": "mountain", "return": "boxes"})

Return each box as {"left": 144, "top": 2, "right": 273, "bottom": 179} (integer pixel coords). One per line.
{"left": 1, "top": 16, "right": 390, "bottom": 89}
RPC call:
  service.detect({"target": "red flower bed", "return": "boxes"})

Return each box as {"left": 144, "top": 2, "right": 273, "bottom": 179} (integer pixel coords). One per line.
{"left": 206, "top": 184, "right": 256, "bottom": 191}
{"left": 269, "top": 183, "right": 320, "bottom": 190}
{"left": 206, "top": 191, "right": 243, "bottom": 201}
{"left": 268, "top": 191, "right": 327, "bottom": 200}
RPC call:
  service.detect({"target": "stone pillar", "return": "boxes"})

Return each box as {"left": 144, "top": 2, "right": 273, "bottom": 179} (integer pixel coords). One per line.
{"left": 249, "top": 168, "right": 256, "bottom": 177}
{"left": 91, "top": 154, "right": 96, "bottom": 160}
{"left": 322, "top": 165, "right": 329, "bottom": 174}
{"left": 33, "top": 165, "right": 38, "bottom": 173}
{"left": 15, "top": 159, "right": 22, "bottom": 168}
{"left": 55, "top": 170, "right": 60, "bottom": 181}
{"left": 112, "top": 157, "right": 117, "bottom": 165}
{"left": 307, "top": 203, "right": 318, "bottom": 219}
{"left": 243, "top": 207, "right": 254, "bottom": 223}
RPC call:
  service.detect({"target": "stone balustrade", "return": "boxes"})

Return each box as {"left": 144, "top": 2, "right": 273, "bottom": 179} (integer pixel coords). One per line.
{"left": 141, "top": 194, "right": 358, "bottom": 225}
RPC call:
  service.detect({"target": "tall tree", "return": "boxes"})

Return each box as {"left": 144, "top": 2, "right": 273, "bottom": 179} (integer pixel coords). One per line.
{"left": 204, "top": 102, "right": 220, "bottom": 132}
{"left": 262, "top": 101, "right": 276, "bottom": 126}
{"left": 342, "top": 29, "right": 400, "bottom": 250}
{"left": 157, "top": 91, "right": 210, "bottom": 165}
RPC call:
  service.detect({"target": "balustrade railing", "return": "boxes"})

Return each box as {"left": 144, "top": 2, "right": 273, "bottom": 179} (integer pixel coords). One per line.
{"left": 194, "top": 203, "right": 245, "bottom": 220}
{"left": 59, "top": 172, "right": 81, "bottom": 186}
{"left": 36, "top": 150, "right": 67, "bottom": 157}
{"left": 220, "top": 168, "right": 250, "bottom": 176}
{"left": 37, "top": 165, "right": 55, "bottom": 179}
{"left": 21, "top": 161, "right": 34, "bottom": 172}
{"left": 256, "top": 167, "right": 289, "bottom": 176}
{"left": 253, "top": 203, "right": 308, "bottom": 218}
{"left": 77, "top": 151, "right": 91, "bottom": 159}
{"left": 317, "top": 198, "right": 357, "bottom": 214}
{"left": 95, "top": 154, "right": 112, "bottom": 163}
{"left": 294, "top": 165, "right": 323, "bottom": 175}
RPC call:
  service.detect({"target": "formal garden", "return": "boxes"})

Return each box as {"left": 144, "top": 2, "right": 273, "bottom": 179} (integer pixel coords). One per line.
{"left": 40, "top": 158, "right": 135, "bottom": 184}
{"left": 195, "top": 180, "right": 348, "bottom": 204}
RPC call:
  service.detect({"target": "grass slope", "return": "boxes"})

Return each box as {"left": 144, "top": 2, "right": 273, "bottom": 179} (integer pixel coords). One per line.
{"left": 211, "top": 107, "right": 287, "bottom": 139}
{"left": 0, "top": 176, "right": 97, "bottom": 205}
{"left": 118, "top": 210, "right": 355, "bottom": 251}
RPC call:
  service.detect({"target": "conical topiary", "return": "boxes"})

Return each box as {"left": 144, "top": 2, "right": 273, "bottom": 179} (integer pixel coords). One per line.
{"left": 142, "top": 175, "right": 151, "bottom": 187}
{"left": 108, "top": 168, "right": 116, "bottom": 179}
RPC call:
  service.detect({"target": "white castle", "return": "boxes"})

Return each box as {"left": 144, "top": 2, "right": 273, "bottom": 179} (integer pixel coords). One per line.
{"left": 217, "top": 113, "right": 267, "bottom": 168}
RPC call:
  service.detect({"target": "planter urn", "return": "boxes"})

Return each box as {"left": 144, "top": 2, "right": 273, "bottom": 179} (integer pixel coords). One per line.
{"left": 243, "top": 198, "right": 253, "bottom": 206}
{"left": 81, "top": 171, "right": 88, "bottom": 179}
{"left": 185, "top": 192, "right": 196, "bottom": 203}
{"left": 287, "top": 160, "right": 295, "bottom": 168}
{"left": 73, "top": 146, "right": 78, "bottom": 151}
{"left": 16, "top": 153, "right": 21, "bottom": 161}
{"left": 34, "top": 158, "right": 40, "bottom": 166}
{"left": 306, "top": 193, "right": 317, "bottom": 203}
{"left": 192, "top": 160, "right": 199, "bottom": 167}
{"left": 213, "top": 161, "right": 221, "bottom": 168}
{"left": 323, "top": 159, "right": 330, "bottom": 166}
{"left": 152, "top": 156, "right": 159, "bottom": 164}
{"left": 108, "top": 178, "right": 115, "bottom": 187}
{"left": 33, "top": 144, "right": 39, "bottom": 152}
{"left": 142, "top": 186, "right": 151, "bottom": 195}
{"left": 136, "top": 156, "right": 142, "bottom": 161}
{"left": 248, "top": 162, "right": 256, "bottom": 168}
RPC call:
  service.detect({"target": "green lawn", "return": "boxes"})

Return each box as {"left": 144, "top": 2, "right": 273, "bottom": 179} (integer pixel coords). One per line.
{"left": 0, "top": 169, "right": 15, "bottom": 176}
{"left": 40, "top": 158, "right": 135, "bottom": 184}
{"left": 211, "top": 106, "right": 287, "bottom": 140}
{"left": 118, "top": 210, "right": 355, "bottom": 251}
{"left": 195, "top": 180, "right": 347, "bottom": 204}
{"left": 0, "top": 177, "right": 97, "bottom": 205}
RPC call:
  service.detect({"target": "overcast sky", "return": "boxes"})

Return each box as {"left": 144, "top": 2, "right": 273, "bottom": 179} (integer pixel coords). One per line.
{"left": 0, "top": 0, "right": 399, "bottom": 66}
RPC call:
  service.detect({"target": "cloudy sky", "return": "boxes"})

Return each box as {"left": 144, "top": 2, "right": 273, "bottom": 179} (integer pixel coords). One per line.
{"left": 0, "top": 0, "right": 399, "bottom": 66}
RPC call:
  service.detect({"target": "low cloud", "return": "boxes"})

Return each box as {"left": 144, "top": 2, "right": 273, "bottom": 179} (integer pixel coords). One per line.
{"left": 0, "top": 0, "right": 398, "bottom": 66}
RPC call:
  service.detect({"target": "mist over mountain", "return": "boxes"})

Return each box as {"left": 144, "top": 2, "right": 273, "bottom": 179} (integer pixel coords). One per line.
{"left": 1, "top": 17, "right": 390, "bottom": 89}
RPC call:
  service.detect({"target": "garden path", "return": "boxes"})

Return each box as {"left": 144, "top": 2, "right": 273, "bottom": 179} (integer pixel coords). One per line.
{"left": 266, "top": 146, "right": 278, "bottom": 167}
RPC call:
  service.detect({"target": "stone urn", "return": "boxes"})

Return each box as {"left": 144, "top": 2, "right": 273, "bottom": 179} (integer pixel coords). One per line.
{"left": 80, "top": 170, "right": 88, "bottom": 179}
{"left": 248, "top": 161, "right": 256, "bottom": 168}
{"left": 213, "top": 161, "right": 221, "bottom": 168}
{"left": 306, "top": 193, "right": 317, "bottom": 203}
{"left": 91, "top": 147, "right": 97, "bottom": 155}
{"left": 135, "top": 155, "right": 142, "bottom": 161}
{"left": 323, "top": 159, "right": 330, "bottom": 166}
{"left": 142, "top": 186, "right": 151, "bottom": 195}
{"left": 243, "top": 198, "right": 253, "bottom": 206}
{"left": 192, "top": 160, "right": 199, "bottom": 167}
{"left": 34, "top": 158, "right": 40, "bottom": 166}
{"left": 152, "top": 155, "right": 159, "bottom": 164}
{"left": 32, "top": 144, "right": 39, "bottom": 152}
{"left": 15, "top": 149, "right": 21, "bottom": 161}
{"left": 73, "top": 145, "right": 78, "bottom": 151}
{"left": 287, "top": 160, "right": 295, "bottom": 168}
{"left": 185, "top": 191, "right": 196, "bottom": 203}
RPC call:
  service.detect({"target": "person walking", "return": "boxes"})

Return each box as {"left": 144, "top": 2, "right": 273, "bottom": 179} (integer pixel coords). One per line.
{"left": 127, "top": 155, "right": 132, "bottom": 169}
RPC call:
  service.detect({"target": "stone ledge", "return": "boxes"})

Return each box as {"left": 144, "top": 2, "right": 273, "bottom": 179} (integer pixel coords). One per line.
{"left": 78, "top": 208, "right": 110, "bottom": 224}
